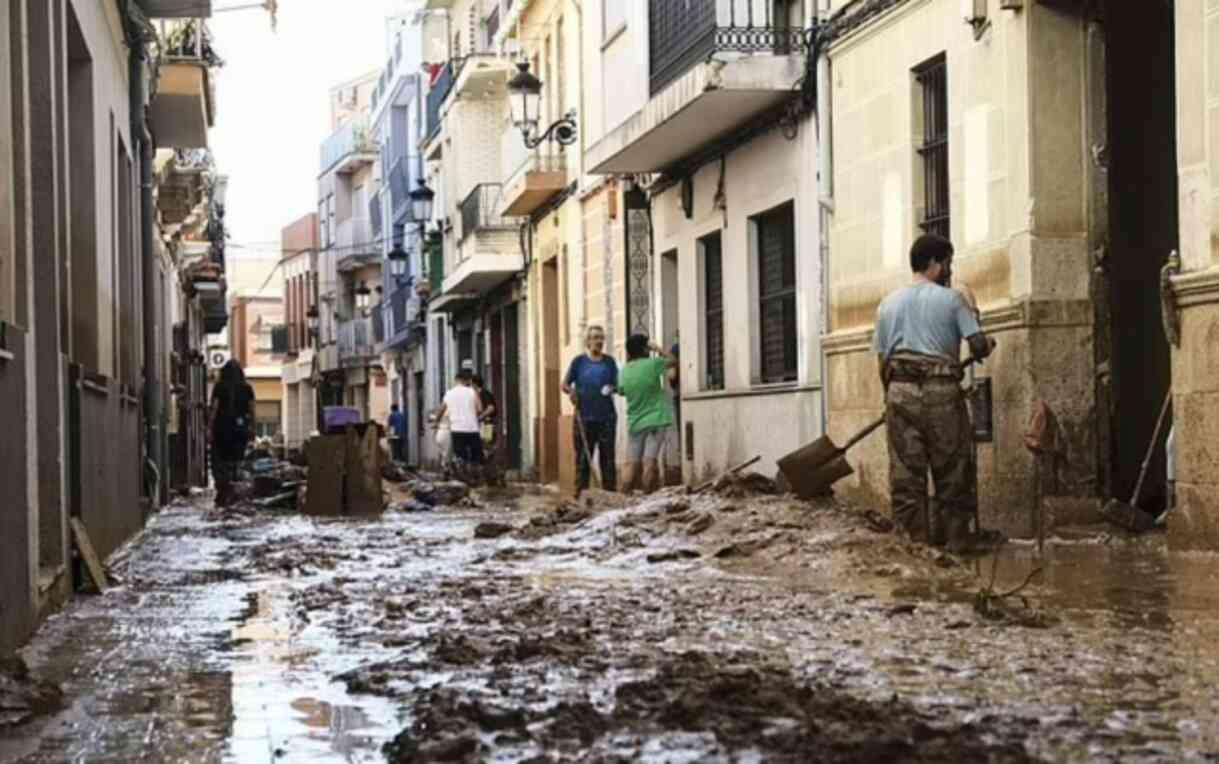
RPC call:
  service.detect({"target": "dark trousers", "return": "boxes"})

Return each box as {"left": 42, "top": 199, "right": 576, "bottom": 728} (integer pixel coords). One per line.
{"left": 390, "top": 438, "right": 405, "bottom": 463}
{"left": 575, "top": 417, "right": 617, "bottom": 492}
{"left": 452, "top": 432, "right": 484, "bottom": 465}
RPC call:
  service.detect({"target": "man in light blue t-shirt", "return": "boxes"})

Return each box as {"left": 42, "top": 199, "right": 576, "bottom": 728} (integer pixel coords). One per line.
{"left": 874, "top": 233, "right": 995, "bottom": 554}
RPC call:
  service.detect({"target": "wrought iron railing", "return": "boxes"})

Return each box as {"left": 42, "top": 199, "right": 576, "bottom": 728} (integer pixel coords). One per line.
{"left": 338, "top": 317, "right": 376, "bottom": 365}
{"left": 389, "top": 156, "right": 412, "bottom": 222}
{"left": 426, "top": 61, "right": 456, "bottom": 140}
{"left": 648, "top": 0, "right": 811, "bottom": 96}
{"left": 383, "top": 284, "right": 424, "bottom": 350}
{"left": 459, "top": 183, "right": 514, "bottom": 242}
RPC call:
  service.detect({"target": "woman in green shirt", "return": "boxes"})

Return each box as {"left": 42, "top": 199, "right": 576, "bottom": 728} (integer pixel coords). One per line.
{"left": 619, "top": 333, "right": 677, "bottom": 493}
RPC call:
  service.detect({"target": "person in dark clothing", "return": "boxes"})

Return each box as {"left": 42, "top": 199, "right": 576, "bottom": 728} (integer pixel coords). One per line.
{"left": 472, "top": 375, "right": 500, "bottom": 481}
{"left": 387, "top": 404, "right": 407, "bottom": 463}
{"left": 561, "top": 325, "right": 618, "bottom": 494}
{"left": 208, "top": 359, "right": 255, "bottom": 508}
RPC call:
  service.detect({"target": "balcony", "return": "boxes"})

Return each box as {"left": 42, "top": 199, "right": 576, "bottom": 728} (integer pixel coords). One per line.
{"left": 451, "top": 53, "right": 512, "bottom": 102}
{"left": 586, "top": 1, "right": 811, "bottom": 175}
{"left": 382, "top": 284, "right": 425, "bottom": 351}
{"left": 338, "top": 317, "right": 378, "bottom": 368}
{"left": 389, "top": 156, "right": 413, "bottom": 224}
{"left": 424, "top": 60, "right": 455, "bottom": 149}
{"left": 334, "top": 218, "right": 379, "bottom": 272}
{"left": 459, "top": 184, "right": 516, "bottom": 243}
{"left": 320, "top": 117, "right": 377, "bottom": 177}
{"left": 149, "top": 21, "right": 218, "bottom": 149}
{"left": 501, "top": 153, "right": 568, "bottom": 217}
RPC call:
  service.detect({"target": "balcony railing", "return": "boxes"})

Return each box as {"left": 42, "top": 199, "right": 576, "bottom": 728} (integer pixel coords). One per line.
{"left": 426, "top": 61, "right": 456, "bottom": 141}
{"left": 382, "top": 284, "right": 424, "bottom": 350}
{"left": 459, "top": 183, "right": 515, "bottom": 242}
{"left": 335, "top": 218, "right": 378, "bottom": 271}
{"left": 320, "top": 117, "right": 377, "bottom": 175}
{"left": 648, "top": 0, "right": 811, "bottom": 96}
{"left": 389, "top": 156, "right": 412, "bottom": 222}
{"left": 338, "top": 317, "right": 377, "bottom": 366}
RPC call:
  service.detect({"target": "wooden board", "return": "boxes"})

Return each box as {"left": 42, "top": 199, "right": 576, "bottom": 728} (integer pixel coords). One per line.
{"left": 304, "top": 435, "right": 345, "bottom": 516}
{"left": 345, "top": 425, "right": 384, "bottom": 516}
{"left": 70, "top": 518, "right": 108, "bottom": 594}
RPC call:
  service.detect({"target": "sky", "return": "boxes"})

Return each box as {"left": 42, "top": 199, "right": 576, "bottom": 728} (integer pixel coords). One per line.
{"left": 208, "top": 0, "right": 405, "bottom": 275}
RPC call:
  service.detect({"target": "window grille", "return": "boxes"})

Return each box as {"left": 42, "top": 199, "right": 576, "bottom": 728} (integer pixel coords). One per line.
{"left": 702, "top": 232, "right": 725, "bottom": 391}
{"left": 756, "top": 202, "right": 797, "bottom": 383}
{"left": 916, "top": 55, "right": 949, "bottom": 238}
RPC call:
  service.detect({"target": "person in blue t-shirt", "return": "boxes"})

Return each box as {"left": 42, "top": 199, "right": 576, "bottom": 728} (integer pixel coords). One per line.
{"left": 561, "top": 325, "right": 618, "bottom": 494}
{"left": 387, "top": 404, "right": 407, "bottom": 463}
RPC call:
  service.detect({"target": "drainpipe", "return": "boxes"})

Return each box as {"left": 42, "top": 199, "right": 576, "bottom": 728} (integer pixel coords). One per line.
{"left": 124, "top": 1, "right": 163, "bottom": 506}
{"left": 816, "top": 46, "right": 833, "bottom": 437}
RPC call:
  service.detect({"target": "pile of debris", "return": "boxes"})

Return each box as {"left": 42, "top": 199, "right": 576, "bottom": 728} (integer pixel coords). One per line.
{"left": 389, "top": 479, "right": 472, "bottom": 513}
{"left": 0, "top": 657, "right": 63, "bottom": 728}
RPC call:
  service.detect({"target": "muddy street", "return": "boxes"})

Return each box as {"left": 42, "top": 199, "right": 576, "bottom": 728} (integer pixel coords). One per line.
{"left": 2, "top": 483, "right": 1219, "bottom": 763}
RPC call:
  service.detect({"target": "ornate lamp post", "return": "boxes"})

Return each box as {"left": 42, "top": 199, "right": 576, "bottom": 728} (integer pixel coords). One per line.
{"left": 507, "top": 61, "right": 577, "bottom": 149}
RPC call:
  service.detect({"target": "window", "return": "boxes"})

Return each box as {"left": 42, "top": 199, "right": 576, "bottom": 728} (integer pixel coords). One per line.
{"left": 701, "top": 232, "right": 724, "bottom": 391}
{"left": 318, "top": 201, "right": 328, "bottom": 247}
{"left": 915, "top": 55, "right": 949, "bottom": 237}
{"left": 603, "top": 0, "right": 627, "bottom": 41}
{"left": 755, "top": 202, "right": 797, "bottom": 384}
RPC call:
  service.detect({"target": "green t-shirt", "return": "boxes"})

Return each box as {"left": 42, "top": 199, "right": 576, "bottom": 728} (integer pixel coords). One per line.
{"left": 620, "top": 356, "right": 673, "bottom": 435}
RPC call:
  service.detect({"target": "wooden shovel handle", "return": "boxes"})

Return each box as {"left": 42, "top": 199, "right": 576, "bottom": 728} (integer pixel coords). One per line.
{"left": 840, "top": 415, "right": 887, "bottom": 453}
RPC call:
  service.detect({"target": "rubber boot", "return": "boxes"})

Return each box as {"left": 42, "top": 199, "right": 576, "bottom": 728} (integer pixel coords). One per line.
{"left": 945, "top": 513, "right": 1004, "bottom": 556}
{"left": 895, "top": 504, "right": 930, "bottom": 544}
{"left": 928, "top": 498, "right": 948, "bottom": 548}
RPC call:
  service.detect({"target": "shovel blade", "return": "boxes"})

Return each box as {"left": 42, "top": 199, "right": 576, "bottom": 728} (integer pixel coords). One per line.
{"left": 778, "top": 434, "right": 853, "bottom": 498}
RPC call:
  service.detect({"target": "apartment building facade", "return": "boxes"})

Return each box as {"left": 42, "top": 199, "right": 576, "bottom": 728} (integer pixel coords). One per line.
{"left": 316, "top": 71, "right": 389, "bottom": 424}
{"left": 816, "top": 0, "right": 1219, "bottom": 545}
{"left": 0, "top": 0, "right": 223, "bottom": 654}
{"left": 422, "top": 0, "right": 533, "bottom": 475}
{"left": 371, "top": 9, "right": 433, "bottom": 464}
{"left": 280, "top": 213, "right": 320, "bottom": 451}
{"left": 579, "top": 0, "right": 823, "bottom": 485}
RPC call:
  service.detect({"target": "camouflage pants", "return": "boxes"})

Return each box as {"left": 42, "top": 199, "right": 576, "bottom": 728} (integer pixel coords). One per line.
{"left": 885, "top": 379, "right": 976, "bottom": 540}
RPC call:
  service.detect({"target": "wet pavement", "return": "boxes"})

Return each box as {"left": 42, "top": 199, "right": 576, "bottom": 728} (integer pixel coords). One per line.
{"left": 2, "top": 484, "right": 1219, "bottom": 762}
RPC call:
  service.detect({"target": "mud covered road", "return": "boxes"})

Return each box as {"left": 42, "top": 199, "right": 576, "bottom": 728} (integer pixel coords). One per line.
{"left": 3, "top": 481, "right": 1219, "bottom": 762}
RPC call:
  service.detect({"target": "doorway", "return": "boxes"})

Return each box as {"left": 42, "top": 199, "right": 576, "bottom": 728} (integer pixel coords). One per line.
{"left": 1101, "top": 0, "right": 1177, "bottom": 511}
{"left": 541, "top": 260, "right": 561, "bottom": 482}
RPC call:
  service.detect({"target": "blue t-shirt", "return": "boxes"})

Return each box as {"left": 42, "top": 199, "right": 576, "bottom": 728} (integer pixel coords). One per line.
{"left": 564, "top": 354, "right": 618, "bottom": 422}
{"left": 872, "top": 282, "right": 981, "bottom": 363}
{"left": 388, "top": 411, "right": 407, "bottom": 438}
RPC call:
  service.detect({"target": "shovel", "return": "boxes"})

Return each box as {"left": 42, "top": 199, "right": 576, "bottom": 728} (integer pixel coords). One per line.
{"left": 779, "top": 355, "right": 988, "bottom": 498}
{"left": 1101, "top": 392, "right": 1172, "bottom": 533}
{"left": 778, "top": 416, "right": 886, "bottom": 498}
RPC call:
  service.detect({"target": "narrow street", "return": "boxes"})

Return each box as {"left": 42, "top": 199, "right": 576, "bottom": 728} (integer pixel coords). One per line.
{"left": 3, "top": 481, "right": 1219, "bottom": 762}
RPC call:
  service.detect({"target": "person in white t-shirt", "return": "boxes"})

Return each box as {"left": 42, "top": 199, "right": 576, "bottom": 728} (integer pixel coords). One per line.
{"left": 433, "top": 370, "right": 484, "bottom": 465}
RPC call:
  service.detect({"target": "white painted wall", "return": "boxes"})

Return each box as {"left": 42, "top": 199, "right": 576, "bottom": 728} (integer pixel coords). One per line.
{"left": 651, "top": 122, "right": 823, "bottom": 479}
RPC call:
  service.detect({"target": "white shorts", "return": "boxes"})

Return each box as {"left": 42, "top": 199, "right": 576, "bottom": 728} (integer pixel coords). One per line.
{"left": 627, "top": 426, "right": 669, "bottom": 463}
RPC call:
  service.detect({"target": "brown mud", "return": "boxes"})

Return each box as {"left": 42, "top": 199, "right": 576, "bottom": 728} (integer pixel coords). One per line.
{"left": 1, "top": 480, "right": 1218, "bottom": 761}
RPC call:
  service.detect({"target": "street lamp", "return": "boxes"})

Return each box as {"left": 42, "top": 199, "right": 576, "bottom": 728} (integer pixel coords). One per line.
{"left": 507, "top": 61, "right": 577, "bottom": 149}
{"left": 409, "top": 179, "right": 435, "bottom": 224}
{"left": 306, "top": 304, "right": 319, "bottom": 336}
{"left": 387, "top": 241, "right": 408, "bottom": 282}
{"left": 355, "top": 281, "right": 371, "bottom": 313}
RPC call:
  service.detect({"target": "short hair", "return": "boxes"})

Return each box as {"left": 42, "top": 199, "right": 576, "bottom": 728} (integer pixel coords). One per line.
{"left": 456, "top": 369, "right": 473, "bottom": 383}
{"left": 471, "top": 374, "right": 484, "bottom": 387}
{"left": 391, "top": 404, "right": 400, "bottom": 411}
{"left": 626, "top": 334, "right": 649, "bottom": 360}
{"left": 585, "top": 324, "right": 606, "bottom": 339}
{"left": 910, "top": 234, "right": 954, "bottom": 273}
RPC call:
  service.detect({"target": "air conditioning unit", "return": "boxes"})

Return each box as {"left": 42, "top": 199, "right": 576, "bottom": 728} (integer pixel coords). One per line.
{"left": 209, "top": 349, "right": 231, "bottom": 370}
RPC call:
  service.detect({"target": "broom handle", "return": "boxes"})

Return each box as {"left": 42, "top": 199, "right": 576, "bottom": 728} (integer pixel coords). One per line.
{"left": 840, "top": 415, "right": 887, "bottom": 453}
{"left": 1130, "top": 392, "right": 1173, "bottom": 505}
